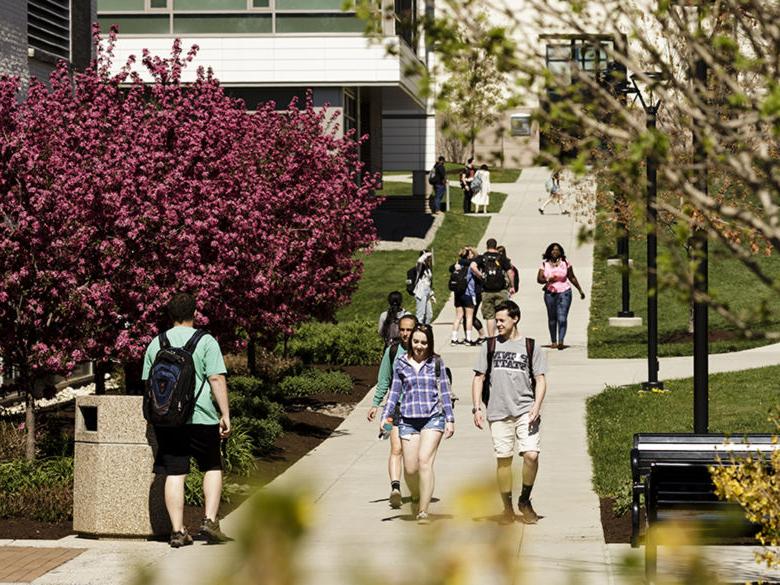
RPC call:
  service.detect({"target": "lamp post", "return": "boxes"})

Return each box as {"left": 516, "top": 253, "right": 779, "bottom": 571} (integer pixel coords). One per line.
{"left": 626, "top": 72, "right": 665, "bottom": 391}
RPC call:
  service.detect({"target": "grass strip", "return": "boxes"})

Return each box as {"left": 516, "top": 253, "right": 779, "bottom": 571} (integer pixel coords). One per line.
{"left": 586, "top": 366, "right": 780, "bottom": 505}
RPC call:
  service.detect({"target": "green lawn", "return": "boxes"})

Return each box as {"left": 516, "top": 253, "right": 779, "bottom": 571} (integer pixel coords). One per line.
{"left": 375, "top": 181, "right": 413, "bottom": 196}
{"left": 336, "top": 186, "right": 507, "bottom": 322}
{"left": 588, "top": 216, "right": 780, "bottom": 358}
{"left": 587, "top": 366, "right": 780, "bottom": 506}
{"left": 383, "top": 165, "right": 522, "bottom": 184}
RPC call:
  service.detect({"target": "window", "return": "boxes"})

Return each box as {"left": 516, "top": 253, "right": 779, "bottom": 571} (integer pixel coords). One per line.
{"left": 174, "top": 14, "right": 272, "bottom": 33}
{"left": 150, "top": 0, "right": 169, "bottom": 8}
{"left": 510, "top": 114, "right": 531, "bottom": 137}
{"left": 344, "top": 88, "right": 357, "bottom": 133}
{"left": 28, "top": 0, "right": 70, "bottom": 60}
{"left": 98, "top": 0, "right": 146, "bottom": 10}
{"left": 98, "top": 15, "right": 170, "bottom": 34}
{"left": 544, "top": 37, "right": 615, "bottom": 86}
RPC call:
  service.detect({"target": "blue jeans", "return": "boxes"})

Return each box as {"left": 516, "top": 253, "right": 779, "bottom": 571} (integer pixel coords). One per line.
{"left": 544, "top": 289, "right": 572, "bottom": 344}
{"left": 432, "top": 184, "right": 446, "bottom": 212}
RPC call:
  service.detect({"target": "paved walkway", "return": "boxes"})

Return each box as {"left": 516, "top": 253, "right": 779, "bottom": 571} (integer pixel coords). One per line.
{"left": 5, "top": 168, "right": 780, "bottom": 585}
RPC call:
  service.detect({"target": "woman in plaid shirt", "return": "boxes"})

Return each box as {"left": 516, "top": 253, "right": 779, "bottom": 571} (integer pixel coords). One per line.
{"left": 381, "top": 324, "right": 455, "bottom": 524}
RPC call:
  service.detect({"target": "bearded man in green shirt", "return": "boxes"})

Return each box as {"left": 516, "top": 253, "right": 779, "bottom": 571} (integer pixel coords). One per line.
{"left": 367, "top": 314, "right": 417, "bottom": 509}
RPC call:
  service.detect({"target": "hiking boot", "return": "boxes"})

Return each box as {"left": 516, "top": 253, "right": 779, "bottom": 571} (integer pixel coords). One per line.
{"left": 416, "top": 511, "right": 431, "bottom": 525}
{"left": 169, "top": 529, "right": 193, "bottom": 548}
{"left": 517, "top": 499, "right": 539, "bottom": 524}
{"left": 199, "top": 517, "right": 232, "bottom": 544}
{"left": 389, "top": 487, "right": 402, "bottom": 509}
{"left": 499, "top": 507, "right": 515, "bottom": 525}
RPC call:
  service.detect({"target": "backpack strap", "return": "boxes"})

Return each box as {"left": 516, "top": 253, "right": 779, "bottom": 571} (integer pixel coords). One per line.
{"left": 159, "top": 331, "right": 171, "bottom": 350}
{"left": 389, "top": 341, "right": 400, "bottom": 364}
{"left": 485, "top": 336, "right": 497, "bottom": 376}
{"left": 434, "top": 355, "right": 443, "bottom": 409}
{"left": 526, "top": 337, "right": 536, "bottom": 395}
{"left": 183, "top": 329, "right": 208, "bottom": 354}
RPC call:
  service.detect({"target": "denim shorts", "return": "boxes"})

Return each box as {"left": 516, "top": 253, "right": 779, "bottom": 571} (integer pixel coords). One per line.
{"left": 399, "top": 413, "right": 446, "bottom": 439}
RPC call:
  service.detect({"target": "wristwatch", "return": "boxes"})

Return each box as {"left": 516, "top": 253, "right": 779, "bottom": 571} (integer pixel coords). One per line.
{"left": 472, "top": 407, "right": 481, "bottom": 414}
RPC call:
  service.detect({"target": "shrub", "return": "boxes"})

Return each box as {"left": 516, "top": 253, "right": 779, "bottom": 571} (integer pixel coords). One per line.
{"left": 278, "top": 369, "right": 352, "bottom": 400}
{"left": 235, "top": 416, "right": 283, "bottom": 454}
{"left": 0, "top": 457, "right": 74, "bottom": 522}
{"left": 0, "top": 421, "right": 25, "bottom": 461}
{"left": 286, "top": 320, "right": 384, "bottom": 365}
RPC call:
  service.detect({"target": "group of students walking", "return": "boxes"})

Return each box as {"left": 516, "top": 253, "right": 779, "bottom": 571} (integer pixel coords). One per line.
{"left": 370, "top": 234, "right": 586, "bottom": 525}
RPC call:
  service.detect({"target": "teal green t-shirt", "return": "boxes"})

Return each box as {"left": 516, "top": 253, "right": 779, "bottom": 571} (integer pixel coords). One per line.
{"left": 142, "top": 326, "right": 227, "bottom": 425}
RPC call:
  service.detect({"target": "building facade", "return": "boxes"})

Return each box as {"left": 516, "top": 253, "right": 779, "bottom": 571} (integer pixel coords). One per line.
{"left": 0, "top": 0, "right": 96, "bottom": 83}
{"left": 97, "top": 0, "right": 436, "bottom": 174}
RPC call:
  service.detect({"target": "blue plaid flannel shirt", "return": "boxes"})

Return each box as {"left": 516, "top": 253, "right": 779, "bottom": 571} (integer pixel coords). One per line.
{"left": 382, "top": 354, "right": 455, "bottom": 423}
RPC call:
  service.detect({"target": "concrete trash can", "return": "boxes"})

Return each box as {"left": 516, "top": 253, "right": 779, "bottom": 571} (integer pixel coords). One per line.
{"left": 73, "top": 395, "right": 170, "bottom": 538}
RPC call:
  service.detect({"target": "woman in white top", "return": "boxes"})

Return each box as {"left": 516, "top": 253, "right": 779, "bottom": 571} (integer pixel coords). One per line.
{"left": 413, "top": 251, "right": 435, "bottom": 325}
{"left": 470, "top": 164, "right": 492, "bottom": 213}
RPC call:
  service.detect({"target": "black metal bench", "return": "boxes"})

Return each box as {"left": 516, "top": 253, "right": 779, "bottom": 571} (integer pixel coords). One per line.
{"left": 631, "top": 433, "right": 778, "bottom": 583}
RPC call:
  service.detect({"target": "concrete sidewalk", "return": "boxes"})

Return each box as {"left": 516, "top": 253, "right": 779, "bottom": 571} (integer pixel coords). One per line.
{"left": 9, "top": 168, "right": 780, "bottom": 585}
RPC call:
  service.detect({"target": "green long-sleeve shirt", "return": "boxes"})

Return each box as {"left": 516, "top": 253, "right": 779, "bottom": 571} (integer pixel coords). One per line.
{"left": 372, "top": 343, "right": 407, "bottom": 406}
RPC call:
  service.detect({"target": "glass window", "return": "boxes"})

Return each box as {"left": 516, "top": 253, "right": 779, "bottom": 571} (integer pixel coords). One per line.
{"left": 97, "top": 0, "right": 146, "bottom": 10}
{"left": 275, "top": 14, "right": 364, "bottom": 33}
{"left": 150, "top": 0, "right": 169, "bottom": 7}
{"left": 547, "top": 61, "right": 571, "bottom": 85}
{"left": 546, "top": 45, "right": 570, "bottom": 61}
{"left": 174, "top": 0, "right": 246, "bottom": 9}
{"left": 173, "top": 14, "right": 272, "bottom": 33}
{"left": 510, "top": 114, "right": 531, "bottom": 137}
{"left": 252, "top": 0, "right": 270, "bottom": 6}
{"left": 98, "top": 15, "right": 170, "bottom": 34}
{"left": 275, "top": 0, "right": 344, "bottom": 8}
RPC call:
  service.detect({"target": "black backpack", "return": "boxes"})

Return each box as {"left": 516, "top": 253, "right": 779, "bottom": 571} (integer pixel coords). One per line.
{"left": 448, "top": 264, "right": 468, "bottom": 296}
{"left": 143, "top": 330, "right": 208, "bottom": 427}
{"left": 481, "top": 252, "right": 506, "bottom": 292}
{"left": 482, "top": 337, "right": 535, "bottom": 406}
{"left": 405, "top": 266, "right": 418, "bottom": 295}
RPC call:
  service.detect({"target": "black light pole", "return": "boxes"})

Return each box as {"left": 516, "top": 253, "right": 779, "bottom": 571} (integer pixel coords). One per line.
{"left": 631, "top": 73, "right": 665, "bottom": 391}
{"left": 692, "top": 56, "right": 709, "bottom": 432}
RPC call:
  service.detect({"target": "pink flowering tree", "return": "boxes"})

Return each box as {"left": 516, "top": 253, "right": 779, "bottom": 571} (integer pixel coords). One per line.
{"left": 0, "top": 28, "right": 379, "bottom": 458}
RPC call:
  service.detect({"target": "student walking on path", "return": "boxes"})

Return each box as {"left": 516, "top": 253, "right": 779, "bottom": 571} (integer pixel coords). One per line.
{"left": 459, "top": 158, "right": 476, "bottom": 214}
{"left": 470, "top": 238, "right": 515, "bottom": 337}
{"left": 449, "top": 247, "right": 478, "bottom": 345}
{"left": 537, "top": 242, "right": 586, "bottom": 350}
{"left": 381, "top": 323, "right": 455, "bottom": 524}
{"left": 430, "top": 156, "right": 448, "bottom": 214}
{"left": 413, "top": 251, "right": 435, "bottom": 325}
{"left": 539, "top": 169, "right": 569, "bottom": 215}
{"left": 377, "top": 291, "right": 409, "bottom": 347}
{"left": 497, "top": 245, "right": 519, "bottom": 299}
{"left": 471, "top": 164, "right": 492, "bottom": 213}
{"left": 368, "top": 314, "right": 418, "bottom": 509}
{"left": 471, "top": 300, "right": 547, "bottom": 525}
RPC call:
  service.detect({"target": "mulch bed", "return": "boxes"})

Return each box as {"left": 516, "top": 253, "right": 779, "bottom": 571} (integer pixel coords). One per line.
{"left": 0, "top": 364, "right": 378, "bottom": 541}
{"left": 600, "top": 497, "right": 637, "bottom": 544}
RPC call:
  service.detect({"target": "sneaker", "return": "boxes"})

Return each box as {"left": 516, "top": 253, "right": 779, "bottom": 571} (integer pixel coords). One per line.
{"left": 450, "top": 393, "right": 459, "bottom": 402}
{"left": 169, "top": 529, "right": 193, "bottom": 548}
{"left": 416, "top": 511, "right": 431, "bottom": 525}
{"left": 477, "top": 337, "right": 487, "bottom": 345}
{"left": 389, "top": 488, "right": 402, "bottom": 509}
{"left": 517, "top": 500, "right": 539, "bottom": 524}
{"left": 562, "top": 210, "right": 571, "bottom": 215}
{"left": 450, "top": 339, "right": 462, "bottom": 346}
{"left": 199, "top": 517, "right": 232, "bottom": 544}
{"left": 499, "top": 508, "right": 515, "bottom": 525}
{"left": 538, "top": 208, "right": 544, "bottom": 215}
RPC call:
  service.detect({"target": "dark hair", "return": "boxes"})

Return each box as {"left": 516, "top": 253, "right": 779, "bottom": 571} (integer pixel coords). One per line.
{"left": 438, "top": 155, "right": 445, "bottom": 162}
{"left": 167, "top": 292, "right": 196, "bottom": 323}
{"left": 411, "top": 323, "right": 435, "bottom": 360}
{"left": 467, "top": 157, "right": 474, "bottom": 164}
{"left": 495, "top": 300, "right": 521, "bottom": 321}
{"left": 480, "top": 164, "right": 489, "bottom": 171}
{"left": 496, "top": 245, "right": 506, "bottom": 257}
{"left": 542, "top": 242, "right": 567, "bottom": 262}
{"left": 486, "top": 238, "right": 498, "bottom": 249}
{"left": 381, "top": 291, "right": 404, "bottom": 340}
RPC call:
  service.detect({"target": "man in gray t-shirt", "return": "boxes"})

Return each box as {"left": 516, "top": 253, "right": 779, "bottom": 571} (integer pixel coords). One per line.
{"left": 471, "top": 300, "right": 548, "bottom": 525}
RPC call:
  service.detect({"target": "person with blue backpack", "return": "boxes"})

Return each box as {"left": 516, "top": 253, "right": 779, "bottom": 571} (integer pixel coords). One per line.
{"left": 142, "top": 292, "right": 231, "bottom": 548}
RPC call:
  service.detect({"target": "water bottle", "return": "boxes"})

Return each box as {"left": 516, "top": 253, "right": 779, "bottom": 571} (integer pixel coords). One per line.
{"left": 378, "top": 417, "right": 394, "bottom": 440}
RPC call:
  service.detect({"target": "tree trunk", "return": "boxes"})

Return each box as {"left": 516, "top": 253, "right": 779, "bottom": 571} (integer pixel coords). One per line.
{"left": 25, "top": 393, "right": 35, "bottom": 461}
{"left": 247, "top": 335, "right": 257, "bottom": 377}
{"left": 94, "top": 361, "right": 106, "bottom": 395}
{"left": 123, "top": 360, "right": 144, "bottom": 395}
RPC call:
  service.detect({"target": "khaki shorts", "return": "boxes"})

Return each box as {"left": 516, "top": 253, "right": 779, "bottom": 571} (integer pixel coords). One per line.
{"left": 481, "top": 290, "right": 509, "bottom": 320}
{"left": 489, "top": 413, "right": 541, "bottom": 458}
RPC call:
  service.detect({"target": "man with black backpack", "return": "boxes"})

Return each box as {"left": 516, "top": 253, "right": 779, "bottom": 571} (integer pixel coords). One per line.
{"left": 470, "top": 238, "right": 515, "bottom": 337}
{"left": 428, "top": 155, "right": 447, "bottom": 214}
{"left": 471, "top": 301, "right": 547, "bottom": 525}
{"left": 142, "top": 292, "right": 231, "bottom": 548}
